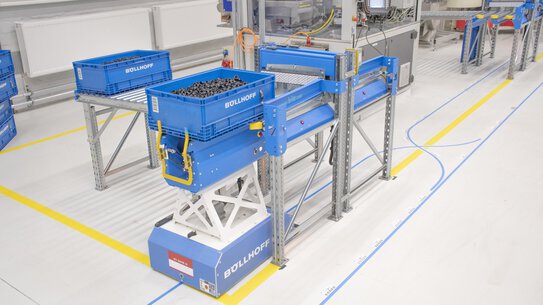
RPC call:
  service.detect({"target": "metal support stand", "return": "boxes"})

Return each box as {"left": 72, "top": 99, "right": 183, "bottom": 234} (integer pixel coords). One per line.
{"left": 270, "top": 156, "right": 287, "bottom": 266}
{"left": 533, "top": 18, "right": 542, "bottom": 62}
{"left": 520, "top": 23, "right": 533, "bottom": 71}
{"left": 314, "top": 132, "right": 324, "bottom": 162}
{"left": 83, "top": 104, "right": 107, "bottom": 191}
{"left": 475, "top": 21, "right": 487, "bottom": 66}
{"left": 508, "top": 28, "right": 521, "bottom": 80}
{"left": 381, "top": 95, "right": 396, "bottom": 180}
{"left": 77, "top": 88, "right": 159, "bottom": 190}
{"left": 461, "top": 20, "right": 474, "bottom": 74}
{"left": 330, "top": 55, "right": 355, "bottom": 218}
{"left": 490, "top": 25, "right": 498, "bottom": 59}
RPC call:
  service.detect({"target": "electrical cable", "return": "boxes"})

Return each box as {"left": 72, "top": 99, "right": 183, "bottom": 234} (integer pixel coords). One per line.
{"left": 283, "top": 9, "right": 335, "bottom": 44}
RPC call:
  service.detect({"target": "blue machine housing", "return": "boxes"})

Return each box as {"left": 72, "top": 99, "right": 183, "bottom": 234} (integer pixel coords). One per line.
{"left": 149, "top": 217, "right": 272, "bottom": 297}
{"left": 161, "top": 127, "right": 266, "bottom": 193}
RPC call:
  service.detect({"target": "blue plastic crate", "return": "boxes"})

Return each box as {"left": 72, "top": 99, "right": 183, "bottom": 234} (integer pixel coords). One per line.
{"left": 0, "top": 50, "right": 14, "bottom": 78}
{"left": 0, "top": 99, "right": 12, "bottom": 125}
{"left": 0, "top": 74, "right": 18, "bottom": 101}
{"left": 146, "top": 68, "right": 275, "bottom": 142}
{"left": 0, "top": 115, "right": 16, "bottom": 151}
{"left": 73, "top": 50, "right": 172, "bottom": 96}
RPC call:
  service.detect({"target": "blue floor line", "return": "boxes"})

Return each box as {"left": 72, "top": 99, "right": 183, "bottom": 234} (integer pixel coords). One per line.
{"left": 303, "top": 139, "right": 480, "bottom": 202}
{"left": 407, "top": 60, "right": 509, "bottom": 191}
{"left": 319, "top": 81, "right": 543, "bottom": 305}
{"left": 148, "top": 282, "right": 184, "bottom": 305}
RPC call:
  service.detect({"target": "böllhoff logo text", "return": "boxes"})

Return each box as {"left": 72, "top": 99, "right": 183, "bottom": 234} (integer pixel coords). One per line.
{"left": 125, "top": 63, "right": 154, "bottom": 74}
{"left": 225, "top": 92, "right": 257, "bottom": 109}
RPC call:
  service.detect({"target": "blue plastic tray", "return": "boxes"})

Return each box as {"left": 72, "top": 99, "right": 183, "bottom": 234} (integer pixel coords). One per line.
{"left": 73, "top": 50, "right": 172, "bottom": 96}
{"left": 146, "top": 68, "right": 275, "bottom": 142}
{"left": 0, "top": 99, "right": 12, "bottom": 125}
{"left": 0, "top": 115, "right": 16, "bottom": 151}
{"left": 0, "top": 50, "right": 14, "bottom": 78}
{"left": 0, "top": 74, "right": 18, "bottom": 101}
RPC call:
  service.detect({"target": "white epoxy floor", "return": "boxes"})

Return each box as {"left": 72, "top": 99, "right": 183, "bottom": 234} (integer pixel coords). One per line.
{"left": 1, "top": 34, "right": 542, "bottom": 305}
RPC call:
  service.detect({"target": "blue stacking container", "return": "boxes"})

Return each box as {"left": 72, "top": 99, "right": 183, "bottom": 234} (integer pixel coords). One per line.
{"left": 0, "top": 73, "right": 18, "bottom": 101}
{"left": 146, "top": 68, "right": 275, "bottom": 142}
{"left": 0, "top": 115, "right": 16, "bottom": 151}
{"left": 0, "top": 99, "right": 12, "bottom": 124}
{"left": 0, "top": 50, "right": 14, "bottom": 78}
{"left": 73, "top": 50, "right": 172, "bottom": 95}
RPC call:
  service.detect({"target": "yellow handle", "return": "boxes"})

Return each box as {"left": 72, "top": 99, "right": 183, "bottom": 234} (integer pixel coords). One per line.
{"left": 156, "top": 120, "right": 193, "bottom": 186}
{"left": 249, "top": 121, "right": 264, "bottom": 130}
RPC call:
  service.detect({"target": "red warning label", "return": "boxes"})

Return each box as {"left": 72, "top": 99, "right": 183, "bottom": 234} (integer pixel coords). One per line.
{"left": 168, "top": 251, "right": 194, "bottom": 277}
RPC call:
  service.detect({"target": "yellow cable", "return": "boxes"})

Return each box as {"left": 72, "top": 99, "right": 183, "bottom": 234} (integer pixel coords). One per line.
{"left": 283, "top": 9, "right": 335, "bottom": 44}
{"left": 156, "top": 120, "right": 193, "bottom": 186}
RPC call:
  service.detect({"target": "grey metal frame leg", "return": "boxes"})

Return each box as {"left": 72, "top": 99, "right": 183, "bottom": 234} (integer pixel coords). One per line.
{"left": 508, "top": 28, "right": 521, "bottom": 80}
{"left": 83, "top": 104, "right": 107, "bottom": 191}
{"left": 461, "top": 20, "right": 474, "bottom": 74}
{"left": 475, "top": 22, "right": 487, "bottom": 66}
{"left": 330, "top": 54, "right": 354, "bottom": 219}
{"left": 145, "top": 117, "right": 159, "bottom": 169}
{"left": 532, "top": 18, "right": 542, "bottom": 62}
{"left": 314, "top": 132, "right": 324, "bottom": 162}
{"left": 381, "top": 95, "right": 396, "bottom": 180}
{"left": 520, "top": 23, "right": 533, "bottom": 71}
{"left": 270, "top": 156, "right": 287, "bottom": 266}
{"left": 490, "top": 25, "right": 498, "bottom": 59}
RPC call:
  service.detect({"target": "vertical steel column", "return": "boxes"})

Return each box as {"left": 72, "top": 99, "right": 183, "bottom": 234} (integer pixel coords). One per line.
{"left": 145, "top": 116, "right": 159, "bottom": 169}
{"left": 83, "top": 104, "right": 107, "bottom": 191}
{"left": 520, "top": 23, "right": 533, "bottom": 71}
{"left": 330, "top": 54, "right": 355, "bottom": 219}
{"left": 532, "top": 18, "right": 542, "bottom": 62}
{"left": 313, "top": 132, "right": 324, "bottom": 162}
{"left": 381, "top": 94, "right": 396, "bottom": 180}
{"left": 475, "top": 21, "right": 487, "bottom": 66}
{"left": 490, "top": 25, "right": 498, "bottom": 59}
{"left": 508, "top": 28, "right": 521, "bottom": 80}
{"left": 461, "top": 19, "right": 474, "bottom": 74}
{"left": 258, "top": 0, "right": 266, "bottom": 44}
{"left": 270, "top": 156, "right": 287, "bottom": 266}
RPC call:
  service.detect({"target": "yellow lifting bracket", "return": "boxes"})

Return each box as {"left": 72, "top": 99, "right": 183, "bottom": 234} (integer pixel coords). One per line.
{"left": 156, "top": 120, "right": 193, "bottom": 186}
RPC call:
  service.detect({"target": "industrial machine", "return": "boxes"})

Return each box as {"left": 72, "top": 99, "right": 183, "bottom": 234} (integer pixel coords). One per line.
{"left": 146, "top": 45, "right": 398, "bottom": 297}
{"left": 220, "top": 0, "right": 420, "bottom": 90}
{"left": 421, "top": 0, "right": 542, "bottom": 78}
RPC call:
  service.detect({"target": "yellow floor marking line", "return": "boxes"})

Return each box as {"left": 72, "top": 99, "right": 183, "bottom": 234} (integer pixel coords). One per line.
{"left": 218, "top": 264, "right": 280, "bottom": 305}
{"left": 0, "top": 185, "right": 150, "bottom": 267}
{"left": 0, "top": 111, "right": 135, "bottom": 155}
{"left": 391, "top": 79, "right": 512, "bottom": 176}
{"left": 537, "top": 52, "right": 543, "bottom": 61}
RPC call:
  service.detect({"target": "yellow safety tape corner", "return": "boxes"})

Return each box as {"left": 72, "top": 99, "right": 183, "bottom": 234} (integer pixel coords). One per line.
{"left": 0, "top": 185, "right": 150, "bottom": 266}
{"left": 218, "top": 264, "right": 280, "bottom": 305}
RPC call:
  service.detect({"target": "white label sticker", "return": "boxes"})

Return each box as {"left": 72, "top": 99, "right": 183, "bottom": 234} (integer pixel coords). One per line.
{"left": 199, "top": 279, "right": 216, "bottom": 295}
{"left": 152, "top": 96, "right": 159, "bottom": 113}
{"left": 77, "top": 67, "right": 83, "bottom": 80}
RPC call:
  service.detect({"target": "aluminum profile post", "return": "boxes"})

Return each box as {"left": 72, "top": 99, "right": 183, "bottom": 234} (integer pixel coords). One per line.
{"left": 520, "top": 9, "right": 536, "bottom": 71}
{"left": 144, "top": 116, "right": 159, "bottom": 169}
{"left": 270, "top": 156, "right": 287, "bottom": 266}
{"left": 330, "top": 52, "right": 355, "bottom": 219}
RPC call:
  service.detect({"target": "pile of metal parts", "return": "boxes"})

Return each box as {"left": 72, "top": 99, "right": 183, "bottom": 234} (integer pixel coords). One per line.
{"left": 103, "top": 56, "right": 141, "bottom": 65}
{"left": 147, "top": 45, "right": 399, "bottom": 298}
{"left": 170, "top": 76, "right": 248, "bottom": 98}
